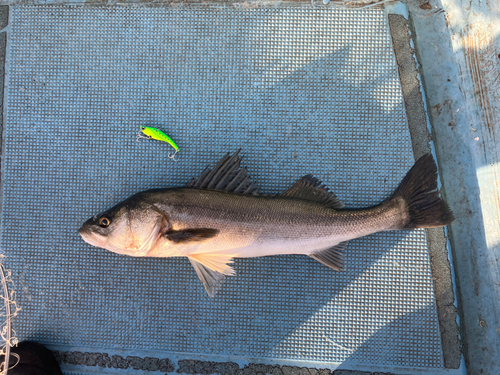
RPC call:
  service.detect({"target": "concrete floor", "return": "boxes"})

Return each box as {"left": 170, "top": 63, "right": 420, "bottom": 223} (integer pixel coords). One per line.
{"left": 0, "top": 0, "right": 497, "bottom": 374}
{"left": 407, "top": 0, "right": 500, "bottom": 374}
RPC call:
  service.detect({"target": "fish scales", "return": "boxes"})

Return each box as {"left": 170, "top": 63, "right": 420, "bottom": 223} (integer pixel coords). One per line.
{"left": 145, "top": 189, "right": 404, "bottom": 257}
{"left": 79, "top": 151, "right": 454, "bottom": 296}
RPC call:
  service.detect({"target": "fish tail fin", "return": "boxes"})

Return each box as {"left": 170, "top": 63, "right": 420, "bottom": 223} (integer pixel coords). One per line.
{"left": 392, "top": 154, "right": 454, "bottom": 229}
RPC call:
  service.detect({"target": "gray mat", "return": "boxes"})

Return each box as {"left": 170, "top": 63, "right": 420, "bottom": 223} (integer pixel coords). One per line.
{"left": 1, "top": 5, "right": 443, "bottom": 371}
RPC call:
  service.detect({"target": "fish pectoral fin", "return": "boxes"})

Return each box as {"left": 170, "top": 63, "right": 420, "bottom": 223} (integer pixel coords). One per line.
{"left": 188, "top": 258, "right": 225, "bottom": 298}
{"left": 309, "top": 241, "right": 348, "bottom": 271}
{"left": 165, "top": 228, "right": 219, "bottom": 243}
{"left": 282, "top": 175, "right": 344, "bottom": 209}
{"left": 188, "top": 253, "right": 236, "bottom": 276}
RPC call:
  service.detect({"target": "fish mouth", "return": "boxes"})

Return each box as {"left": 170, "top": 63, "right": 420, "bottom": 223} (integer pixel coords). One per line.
{"left": 78, "top": 227, "right": 106, "bottom": 249}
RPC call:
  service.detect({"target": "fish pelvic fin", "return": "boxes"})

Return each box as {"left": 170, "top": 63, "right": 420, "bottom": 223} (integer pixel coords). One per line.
{"left": 391, "top": 154, "right": 454, "bottom": 229}
{"left": 309, "top": 241, "right": 347, "bottom": 271}
{"left": 188, "top": 258, "right": 226, "bottom": 298}
{"left": 188, "top": 253, "right": 236, "bottom": 276}
{"left": 188, "top": 253, "right": 236, "bottom": 297}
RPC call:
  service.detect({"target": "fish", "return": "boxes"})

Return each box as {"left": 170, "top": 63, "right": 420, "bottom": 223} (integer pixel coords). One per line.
{"left": 78, "top": 151, "right": 454, "bottom": 297}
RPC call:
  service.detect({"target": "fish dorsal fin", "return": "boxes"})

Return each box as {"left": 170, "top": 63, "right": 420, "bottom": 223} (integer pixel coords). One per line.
{"left": 281, "top": 175, "right": 345, "bottom": 209}
{"left": 186, "top": 150, "right": 260, "bottom": 195}
{"left": 188, "top": 258, "right": 226, "bottom": 298}
{"left": 309, "top": 241, "right": 348, "bottom": 271}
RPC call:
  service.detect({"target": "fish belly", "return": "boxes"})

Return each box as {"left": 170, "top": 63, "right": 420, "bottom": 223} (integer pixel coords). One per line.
{"left": 149, "top": 216, "right": 359, "bottom": 259}
{"left": 146, "top": 189, "right": 403, "bottom": 259}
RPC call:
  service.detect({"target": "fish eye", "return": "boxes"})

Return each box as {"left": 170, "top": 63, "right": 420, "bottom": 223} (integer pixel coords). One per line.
{"left": 99, "top": 216, "right": 111, "bottom": 228}
{"left": 141, "top": 126, "right": 145, "bottom": 130}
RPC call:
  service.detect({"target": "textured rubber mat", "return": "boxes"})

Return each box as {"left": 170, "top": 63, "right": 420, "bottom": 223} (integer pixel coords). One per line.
{"left": 2, "top": 5, "right": 443, "bottom": 371}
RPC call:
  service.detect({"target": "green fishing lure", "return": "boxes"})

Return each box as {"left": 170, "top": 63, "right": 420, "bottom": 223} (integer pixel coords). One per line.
{"left": 137, "top": 126, "right": 179, "bottom": 161}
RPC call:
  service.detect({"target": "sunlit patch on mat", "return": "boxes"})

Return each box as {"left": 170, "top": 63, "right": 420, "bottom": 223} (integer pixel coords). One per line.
{"left": 1, "top": 5, "right": 443, "bottom": 370}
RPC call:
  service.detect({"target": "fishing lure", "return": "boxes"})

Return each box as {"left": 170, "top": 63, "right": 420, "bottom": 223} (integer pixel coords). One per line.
{"left": 137, "top": 126, "right": 180, "bottom": 161}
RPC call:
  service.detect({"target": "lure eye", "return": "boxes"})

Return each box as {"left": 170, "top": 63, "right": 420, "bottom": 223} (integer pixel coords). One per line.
{"left": 99, "top": 216, "right": 111, "bottom": 228}
{"left": 141, "top": 126, "right": 145, "bottom": 130}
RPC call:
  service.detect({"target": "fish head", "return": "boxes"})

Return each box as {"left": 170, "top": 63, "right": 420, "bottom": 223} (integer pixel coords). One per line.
{"left": 78, "top": 194, "right": 167, "bottom": 257}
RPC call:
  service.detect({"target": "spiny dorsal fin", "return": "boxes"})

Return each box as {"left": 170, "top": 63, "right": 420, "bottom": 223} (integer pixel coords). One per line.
{"left": 186, "top": 150, "right": 260, "bottom": 195}
{"left": 309, "top": 241, "right": 348, "bottom": 271}
{"left": 281, "top": 174, "right": 344, "bottom": 209}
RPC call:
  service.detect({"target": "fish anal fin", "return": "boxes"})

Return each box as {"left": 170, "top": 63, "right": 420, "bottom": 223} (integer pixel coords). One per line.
{"left": 185, "top": 150, "right": 260, "bottom": 195}
{"left": 282, "top": 175, "right": 344, "bottom": 209}
{"left": 188, "top": 258, "right": 226, "bottom": 298}
{"left": 309, "top": 241, "right": 348, "bottom": 271}
{"left": 188, "top": 253, "right": 236, "bottom": 276}
{"left": 165, "top": 228, "right": 219, "bottom": 243}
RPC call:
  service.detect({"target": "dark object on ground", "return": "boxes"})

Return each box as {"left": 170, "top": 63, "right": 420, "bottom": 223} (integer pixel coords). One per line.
{"left": 1, "top": 341, "right": 62, "bottom": 375}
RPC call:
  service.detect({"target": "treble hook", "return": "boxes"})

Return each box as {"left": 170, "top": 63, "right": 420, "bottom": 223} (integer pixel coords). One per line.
{"left": 168, "top": 149, "right": 180, "bottom": 162}
{"left": 136, "top": 132, "right": 151, "bottom": 142}
{"left": 136, "top": 126, "right": 180, "bottom": 162}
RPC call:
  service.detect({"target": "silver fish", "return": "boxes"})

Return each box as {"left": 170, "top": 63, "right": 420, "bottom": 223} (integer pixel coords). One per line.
{"left": 78, "top": 151, "right": 454, "bottom": 296}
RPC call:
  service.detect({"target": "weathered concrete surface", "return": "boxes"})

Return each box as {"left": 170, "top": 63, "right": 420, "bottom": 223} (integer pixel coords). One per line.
{"left": 54, "top": 351, "right": 410, "bottom": 374}
{"left": 0, "top": 6, "right": 8, "bottom": 30}
{"left": 53, "top": 351, "right": 175, "bottom": 372}
{"left": 388, "top": 13, "right": 461, "bottom": 369}
{"left": 388, "top": 14, "right": 430, "bottom": 159}
{"left": 407, "top": 0, "right": 500, "bottom": 374}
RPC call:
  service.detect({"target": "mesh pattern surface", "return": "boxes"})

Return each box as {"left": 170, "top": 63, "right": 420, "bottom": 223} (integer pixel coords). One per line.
{"left": 2, "top": 6, "right": 443, "bottom": 369}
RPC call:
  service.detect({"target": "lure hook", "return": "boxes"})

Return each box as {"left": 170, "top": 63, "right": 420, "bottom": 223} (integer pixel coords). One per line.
{"left": 168, "top": 149, "right": 180, "bottom": 162}
{"left": 137, "top": 126, "right": 180, "bottom": 162}
{"left": 136, "top": 132, "right": 151, "bottom": 142}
